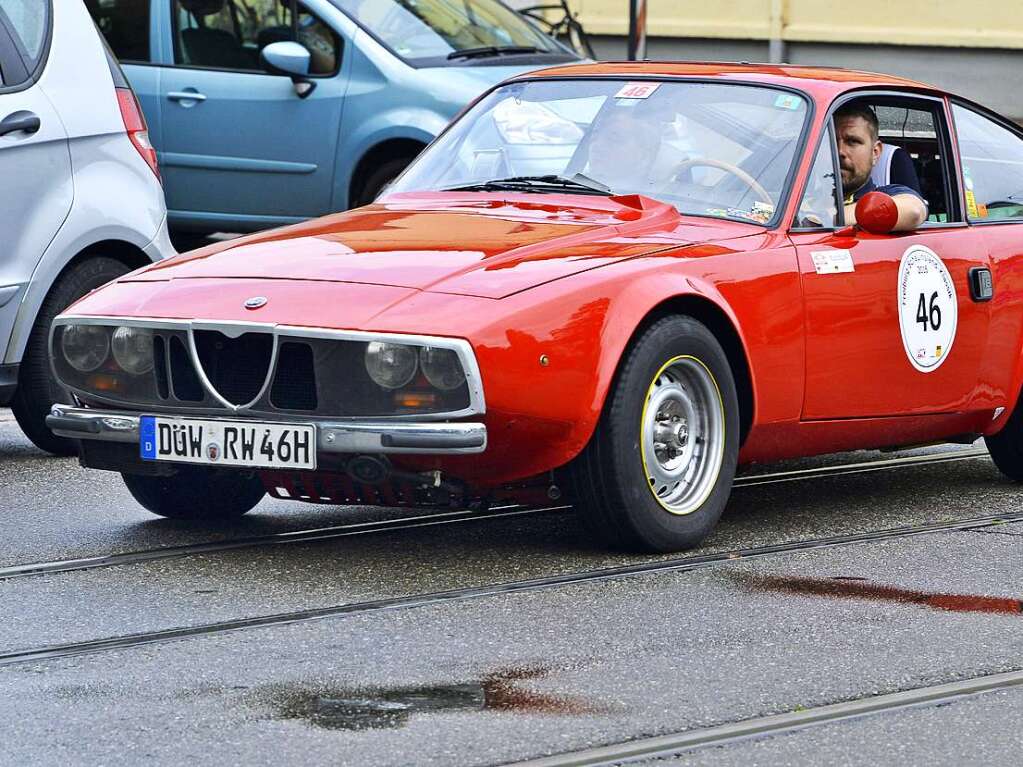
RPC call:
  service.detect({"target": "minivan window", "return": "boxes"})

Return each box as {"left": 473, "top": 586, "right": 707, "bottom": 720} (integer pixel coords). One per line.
{"left": 87, "top": 0, "right": 151, "bottom": 63}
{"left": 335, "top": 0, "right": 561, "bottom": 64}
{"left": 173, "top": 0, "right": 339, "bottom": 75}
{"left": 0, "top": 0, "right": 47, "bottom": 72}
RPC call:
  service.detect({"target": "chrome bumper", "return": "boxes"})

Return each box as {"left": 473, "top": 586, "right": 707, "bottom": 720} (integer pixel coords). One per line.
{"left": 46, "top": 405, "right": 487, "bottom": 455}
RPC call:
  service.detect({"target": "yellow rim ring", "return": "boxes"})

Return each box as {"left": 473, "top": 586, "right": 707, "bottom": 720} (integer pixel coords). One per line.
{"left": 638, "top": 354, "right": 726, "bottom": 516}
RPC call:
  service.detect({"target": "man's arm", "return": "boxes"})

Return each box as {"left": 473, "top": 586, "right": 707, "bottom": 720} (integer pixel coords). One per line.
{"left": 844, "top": 193, "right": 927, "bottom": 232}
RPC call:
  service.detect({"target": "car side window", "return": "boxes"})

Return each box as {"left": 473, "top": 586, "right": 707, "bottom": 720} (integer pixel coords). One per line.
{"left": 794, "top": 129, "right": 840, "bottom": 228}
{"left": 953, "top": 103, "right": 1023, "bottom": 221}
{"left": 0, "top": 0, "right": 48, "bottom": 80}
{"left": 173, "top": 0, "right": 340, "bottom": 76}
{"left": 87, "top": 0, "right": 151, "bottom": 63}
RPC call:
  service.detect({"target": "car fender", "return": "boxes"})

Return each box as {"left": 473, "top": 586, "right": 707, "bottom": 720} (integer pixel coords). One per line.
{"left": 336, "top": 119, "right": 442, "bottom": 210}
{"left": 2, "top": 138, "right": 168, "bottom": 365}
{"left": 382, "top": 249, "right": 779, "bottom": 487}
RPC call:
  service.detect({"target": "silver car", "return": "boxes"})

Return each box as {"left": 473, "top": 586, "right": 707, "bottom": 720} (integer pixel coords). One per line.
{"left": 0, "top": 0, "right": 173, "bottom": 454}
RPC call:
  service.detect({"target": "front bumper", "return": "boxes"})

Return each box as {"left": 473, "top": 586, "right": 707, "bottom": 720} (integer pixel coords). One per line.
{"left": 46, "top": 404, "right": 487, "bottom": 455}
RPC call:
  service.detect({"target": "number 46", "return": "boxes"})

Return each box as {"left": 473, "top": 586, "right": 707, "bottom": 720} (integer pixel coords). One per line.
{"left": 916, "top": 291, "right": 941, "bottom": 331}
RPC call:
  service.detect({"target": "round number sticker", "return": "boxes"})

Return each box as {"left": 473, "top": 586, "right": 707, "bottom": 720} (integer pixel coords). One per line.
{"left": 898, "top": 245, "right": 957, "bottom": 373}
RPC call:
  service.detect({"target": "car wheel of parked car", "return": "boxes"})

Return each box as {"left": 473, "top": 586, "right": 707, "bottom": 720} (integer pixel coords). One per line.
{"left": 571, "top": 315, "right": 739, "bottom": 552}
{"left": 12, "top": 257, "right": 132, "bottom": 456}
{"left": 355, "top": 157, "right": 416, "bottom": 207}
{"left": 984, "top": 403, "right": 1023, "bottom": 480}
{"left": 122, "top": 467, "right": 266, "bottom": 521}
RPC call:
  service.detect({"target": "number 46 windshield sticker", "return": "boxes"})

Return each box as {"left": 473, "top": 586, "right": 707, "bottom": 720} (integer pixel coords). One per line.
{"left": 898, "top": 244, "right": 958, "bottom": 373}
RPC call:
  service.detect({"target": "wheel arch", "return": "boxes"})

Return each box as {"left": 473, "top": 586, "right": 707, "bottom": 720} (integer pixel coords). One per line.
{"left": 348, "top": 137, "right": 428, "bottom": 208}
{"left": 621, "top": 293, "right": 755, "bottom": 447}
{"left": 4, "top": 238, "right": 154, "bottom": 366}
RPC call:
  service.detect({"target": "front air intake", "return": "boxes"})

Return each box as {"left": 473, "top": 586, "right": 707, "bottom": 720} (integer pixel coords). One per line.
{"left": 193, "top": 330, "right": 273, "bottom": 406}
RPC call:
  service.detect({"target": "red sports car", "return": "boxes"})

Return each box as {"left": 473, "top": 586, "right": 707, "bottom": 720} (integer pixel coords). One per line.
{"left": 47, "top": 63, "right": 1023, "bottom": 551}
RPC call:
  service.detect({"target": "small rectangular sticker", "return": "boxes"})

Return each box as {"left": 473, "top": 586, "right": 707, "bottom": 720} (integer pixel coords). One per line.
{"left": 774, "top": 93, "right": 803, "bottom": 110}
{"left": 811, "top": 249, "right": 854, "bottom": 274}
{"left": 615, "top": 82, "right": 660, "bottom": 99}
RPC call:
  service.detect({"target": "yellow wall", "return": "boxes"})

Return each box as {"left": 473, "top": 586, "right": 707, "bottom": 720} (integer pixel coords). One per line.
{"left": 574, "top": 0, "right": 1023, "bottom": 49}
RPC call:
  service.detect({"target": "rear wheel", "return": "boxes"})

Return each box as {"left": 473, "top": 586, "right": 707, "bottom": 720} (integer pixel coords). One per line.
{"left": 12, "top": 257, "right": 131, "bottom": 455}
{"left": 571, "top": 315, "right": 740, "bottom": 552}
{"left": 984, "top": 400, "right": 1023, "bottom": 480}
{"left": 122, "top": 467, "right": 266, "bottom": 521}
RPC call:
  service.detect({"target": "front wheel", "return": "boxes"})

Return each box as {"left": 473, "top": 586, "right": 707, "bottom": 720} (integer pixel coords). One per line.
{"left": 122, "top": 467, "right": 266, "bottom": 521}
{"left": 571, "top": 315, "right": 740, "bottom": 552}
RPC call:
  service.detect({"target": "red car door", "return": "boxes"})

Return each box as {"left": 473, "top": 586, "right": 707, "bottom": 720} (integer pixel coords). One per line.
{"left": 789, "top": 99, "right": 992, "bottom": 420}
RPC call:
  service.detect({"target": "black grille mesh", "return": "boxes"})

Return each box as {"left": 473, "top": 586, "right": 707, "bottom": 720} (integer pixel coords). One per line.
{"left": 193, "top": 330, "right": 273, "bottom": 406}
{"left": 270, "top": 342, "right": 318, "bottom": 411}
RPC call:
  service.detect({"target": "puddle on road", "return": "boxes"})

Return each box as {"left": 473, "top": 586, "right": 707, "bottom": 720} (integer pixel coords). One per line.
{"left": 256, "top": 665, "right": 613, "bottom": 731}
{"left": 741, "top": 574, "right": 1023, "bottom": 616}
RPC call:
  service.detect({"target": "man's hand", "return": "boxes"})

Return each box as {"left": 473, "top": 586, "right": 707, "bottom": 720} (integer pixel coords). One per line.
{"left": 844, "top": 193, "right": 927, "bottom": 232}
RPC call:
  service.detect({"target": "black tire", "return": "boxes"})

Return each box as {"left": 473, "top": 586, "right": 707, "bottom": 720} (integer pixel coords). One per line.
{"left": 354, "top": 156, "right": 415, "bottom": 207}
{"left": 570, "top": 315, "right": 740, "bottom": 552}
{"left": 985, "top": 402, "right": 1023, "bottom": 481}
{"left": 12, "top": 257, "right": 131, "bottom": 456}
{"left": 122, "top": 467, "right": 266, "bottom": 521}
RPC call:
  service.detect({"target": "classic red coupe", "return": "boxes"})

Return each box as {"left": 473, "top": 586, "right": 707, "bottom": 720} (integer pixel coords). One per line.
{"left": 47, "top": 63, "right": 1023, "bottom": 551}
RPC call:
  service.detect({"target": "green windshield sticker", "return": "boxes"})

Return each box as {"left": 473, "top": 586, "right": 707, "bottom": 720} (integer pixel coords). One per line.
{"left": 774, "top": 94, "right": 803, "bottom": 110}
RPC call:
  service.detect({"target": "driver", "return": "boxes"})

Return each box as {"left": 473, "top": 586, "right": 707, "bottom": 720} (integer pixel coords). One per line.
{"left": 835, "top": 103, "right": 927, "bottom": 231}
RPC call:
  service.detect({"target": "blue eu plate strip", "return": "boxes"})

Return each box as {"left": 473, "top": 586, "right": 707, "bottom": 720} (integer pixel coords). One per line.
{"left": 140, "top": 415, "right": 157, "bottom": 460}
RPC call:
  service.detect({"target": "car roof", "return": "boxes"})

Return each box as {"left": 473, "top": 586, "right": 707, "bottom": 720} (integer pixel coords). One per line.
{"left": 515, "top": 61, "right": 943, "bottom": 100}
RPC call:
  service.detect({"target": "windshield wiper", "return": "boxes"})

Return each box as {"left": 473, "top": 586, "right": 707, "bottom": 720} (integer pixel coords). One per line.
{"left": 447, "top": 45, "right": 539, "bottom": 60}
{"left": 442, "top": 174, "right": 613, "bottom": 195}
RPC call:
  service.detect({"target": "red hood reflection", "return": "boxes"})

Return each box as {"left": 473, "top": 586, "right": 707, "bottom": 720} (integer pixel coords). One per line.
{"left": 128, "top": 192, "right": 761, "bottom": 299}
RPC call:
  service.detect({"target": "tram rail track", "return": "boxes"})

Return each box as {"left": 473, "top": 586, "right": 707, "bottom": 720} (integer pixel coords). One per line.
{"left": 1, "top": 502, "right": 1018, "bottom": 668}
{"left": 0, "top": 447, "right": 990, "bottom": 583}
{"left": 503, "top": 667, "right": 1023, "bottom": 766}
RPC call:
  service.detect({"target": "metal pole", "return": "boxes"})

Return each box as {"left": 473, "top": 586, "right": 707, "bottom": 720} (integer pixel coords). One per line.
{"left": 628, "top": 0, "right": 647, "bottom": 60}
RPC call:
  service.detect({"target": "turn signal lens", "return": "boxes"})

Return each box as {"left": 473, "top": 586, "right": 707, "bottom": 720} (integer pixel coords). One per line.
{"left": 419, "top": 346, "right": 465, "bottom": 391}
{"left": 111, "top": 326, "right": 154, "bottom": 375}
{"left": 364, "top": 341, "right": 418, "bottom": 389}
{"left": 61, "top": 325, "right": 110, "bottom": 373}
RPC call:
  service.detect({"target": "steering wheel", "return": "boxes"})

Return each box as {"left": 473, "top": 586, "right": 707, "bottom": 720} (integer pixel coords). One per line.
{"left": 669, "top": 158, "right": 774, "bottom": 208}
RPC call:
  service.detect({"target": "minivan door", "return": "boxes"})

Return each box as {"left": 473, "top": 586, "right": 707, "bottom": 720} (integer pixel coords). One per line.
{"left": 159, "top": 0, "right": 345, "bottom": 231}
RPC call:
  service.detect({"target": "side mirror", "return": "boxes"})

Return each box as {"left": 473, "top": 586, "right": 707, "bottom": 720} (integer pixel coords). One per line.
{"left": 855, "top": 191, "right": 899, "bottom": 235}
{"left": 260, "top": 42, "right": 315, "bottom": 97}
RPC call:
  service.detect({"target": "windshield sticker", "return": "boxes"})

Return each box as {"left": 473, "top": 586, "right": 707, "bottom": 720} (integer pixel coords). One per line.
{"left": 774, "top": 93, "right": 803, "bottom": 110}
{"left": 811, "top": 249, "right": 854, "bottom": 274}
{"left": 614, "top": 82, "right": 660, "bottom": 100}
{"left": 898, "top": 244, "right": 958, "bottom": 373}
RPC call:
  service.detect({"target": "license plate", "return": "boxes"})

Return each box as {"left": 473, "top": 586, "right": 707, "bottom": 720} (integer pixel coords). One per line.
{"left": 140, "top": 416, "right": 316, "bottom": 470}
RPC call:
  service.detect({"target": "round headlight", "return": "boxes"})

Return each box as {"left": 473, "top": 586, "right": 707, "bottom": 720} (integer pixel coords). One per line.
{"left": 111, "top": 326, "right": 154, "bottom": 375}
{"left": 419, "top": 346, "right": 465, "bottom": 391}
{"left": 60, "top": 324, "right": 110, "bottom": 373}
{"left": 364, "top": 341, "right": 418, "bottom": 389}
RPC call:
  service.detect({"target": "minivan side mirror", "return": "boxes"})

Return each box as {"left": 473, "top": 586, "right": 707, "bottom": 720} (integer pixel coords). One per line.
{"left": 260, "top": 42, "right": 315, "bottom": 98}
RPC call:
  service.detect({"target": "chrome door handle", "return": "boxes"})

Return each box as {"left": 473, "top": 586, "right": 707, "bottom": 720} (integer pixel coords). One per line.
{"left": 167, "top": 91, "right": 207, "bottom": 102}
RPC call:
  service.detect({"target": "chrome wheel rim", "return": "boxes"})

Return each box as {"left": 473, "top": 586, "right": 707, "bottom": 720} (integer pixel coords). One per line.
{"left": 640, "top": 355, "right": 725, "bottom": 515}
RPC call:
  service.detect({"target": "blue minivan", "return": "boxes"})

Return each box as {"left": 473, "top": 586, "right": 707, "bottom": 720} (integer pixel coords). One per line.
{"left": 87, "top": 0, "right": 578, "bottom": 233}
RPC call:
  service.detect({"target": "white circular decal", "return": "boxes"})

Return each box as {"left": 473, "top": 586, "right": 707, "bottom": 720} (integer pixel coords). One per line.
{"left": 898, "top": 245, "right": 957, "bottom": 373}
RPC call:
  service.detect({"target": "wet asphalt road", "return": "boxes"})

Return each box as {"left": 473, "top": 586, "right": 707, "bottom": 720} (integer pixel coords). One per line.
{"left": 1, "top": 409, "right": 1022, "bottom": 765}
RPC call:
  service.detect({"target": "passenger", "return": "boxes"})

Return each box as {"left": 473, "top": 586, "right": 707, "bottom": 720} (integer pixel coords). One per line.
{"left": 834, "top": 104, "right": 927, "bottom": 231}
{"left": 583, "top": 108, "right": 663, "bottom": 194}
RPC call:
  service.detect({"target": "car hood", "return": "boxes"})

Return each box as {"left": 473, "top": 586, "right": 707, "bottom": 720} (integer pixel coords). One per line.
{"left": 124, "top": 192, "right": 762, "bottom": 299}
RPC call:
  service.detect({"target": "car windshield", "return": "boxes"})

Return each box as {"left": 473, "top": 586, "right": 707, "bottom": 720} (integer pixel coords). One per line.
{"left": 389, "top": 79, "right": 810, "bottom": 224}
{"left": 333, "top": 0, "right": 563, "bottom": 63}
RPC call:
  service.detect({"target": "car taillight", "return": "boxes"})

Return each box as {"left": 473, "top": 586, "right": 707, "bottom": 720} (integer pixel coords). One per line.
{"left": 115, "top": 87, "right": 160, "bottom": 181}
